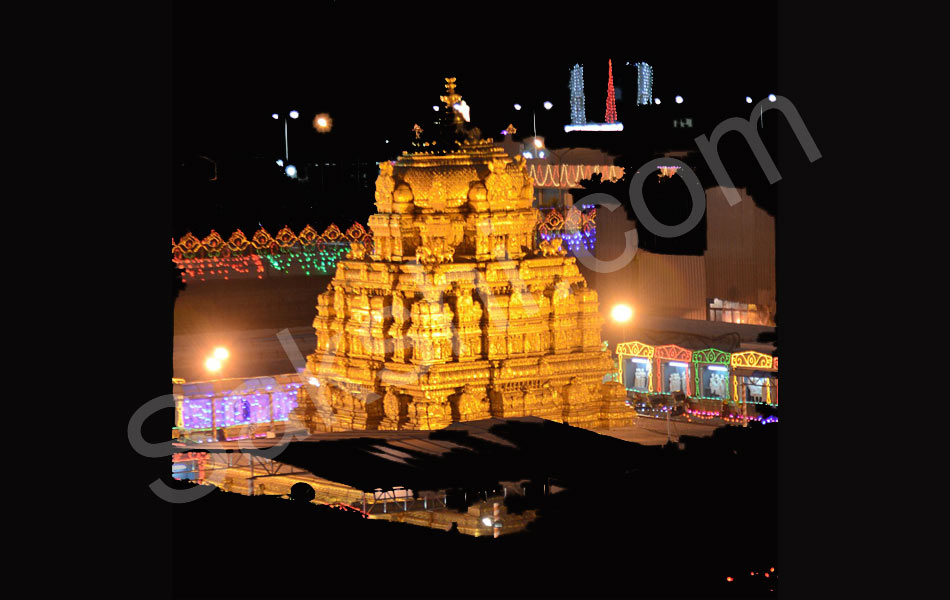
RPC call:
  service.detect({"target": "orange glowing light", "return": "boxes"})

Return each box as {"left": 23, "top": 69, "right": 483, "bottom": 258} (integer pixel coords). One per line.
{"left": 726, "top": 577, "right": 733, "bottom": 582}
{"left": 313, "top": 113, "right": 332, "bottom": 133}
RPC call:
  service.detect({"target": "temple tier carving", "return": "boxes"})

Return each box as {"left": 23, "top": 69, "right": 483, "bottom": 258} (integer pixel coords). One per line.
{"left": 292, "top": 79, "right": 633, "bottom": 432}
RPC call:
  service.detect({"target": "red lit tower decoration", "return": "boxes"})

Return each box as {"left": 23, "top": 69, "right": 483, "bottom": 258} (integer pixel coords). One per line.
{"left": 605, "top": 59, "right": 618, "bottom": 123}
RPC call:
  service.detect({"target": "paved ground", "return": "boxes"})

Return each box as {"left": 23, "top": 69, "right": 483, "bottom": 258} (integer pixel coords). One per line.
{"left": 595, "top": 414, "right": 727, "bottom": 445}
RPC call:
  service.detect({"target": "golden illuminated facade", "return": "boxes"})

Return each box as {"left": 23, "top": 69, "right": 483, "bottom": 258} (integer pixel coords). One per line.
{"left": 293, "top": 79, "right": 630, "bottom": 432}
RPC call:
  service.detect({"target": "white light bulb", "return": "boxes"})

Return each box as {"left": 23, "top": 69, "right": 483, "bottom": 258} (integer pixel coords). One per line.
{"left": 746, "top": 96, "right": 753, "bottom": 104}
{"left": 514, "top": 103, "right": 522, "bottom": 110}
{"left": 543, "top": 101, "right": 553, "bottom": 110}
{"left": 675, "top": 95, "right": 683, "bottom": 104}
{"left": 768, "top": 94, "right": 777, "bottom": 102}
{"left": 271, "top": 113, "right": 279, "bottom": 120}
{"left": 289, "top": 110, "right": 299, "bottom": 119}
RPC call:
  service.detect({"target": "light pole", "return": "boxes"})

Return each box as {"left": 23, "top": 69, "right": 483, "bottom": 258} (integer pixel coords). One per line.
{"left": 610, "top": 304, "right": 634, "bottom": 391}
{"left": 272, "top": 110, "right": 300, "bottom": 175}
{"left": 204, "top": 346, "right": 229, "bottom": 441}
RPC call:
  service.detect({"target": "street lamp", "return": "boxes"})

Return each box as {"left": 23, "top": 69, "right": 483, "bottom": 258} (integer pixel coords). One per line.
{"left": 272, "top": 110, "right": 300, "bottom": 163}
{"left": 611, "top": 303, "right": 634, "bottom": 346}
{"left": 313, "top": 113, "right": 332, "bottom": 133}
{"left": 204, "top": 346, "right": 230, "bottom": 375}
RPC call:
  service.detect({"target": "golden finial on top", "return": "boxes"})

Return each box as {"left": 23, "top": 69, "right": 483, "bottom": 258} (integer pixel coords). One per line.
{"left": 440, "top": 76, "right": 462, "bottom": 109}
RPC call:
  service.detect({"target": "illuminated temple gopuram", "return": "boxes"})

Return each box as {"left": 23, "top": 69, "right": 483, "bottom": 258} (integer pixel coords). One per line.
{"left": 292, "top": 79, "right": 631, "bottom": 432}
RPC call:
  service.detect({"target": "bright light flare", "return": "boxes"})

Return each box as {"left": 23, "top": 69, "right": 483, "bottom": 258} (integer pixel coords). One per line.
{"left": 285, "top": 165, "right": 297, "bottom": 177}
{"left": 543, "top": 101, "right": 553, "bottom": 110}
{"left": 313, "top": 113, "right": 332, "bottom": 133}
{"left": 611, "top": 304, "right": 634, "bottom": 323}
{"left": 675, "top": 95, "right": 683, "bottom": 104}
{"left": 213, "top": 347, "right": 229, "bottom": 361}
{"left": 205, "top": 357, "right": 222, "bottom": 372}
{"left": 481, "top": 517, "right": 493, "bottom": 526}
{"left": 768, "top": 93, "right": 777, "bottom": 102}
{"left": 533, "top": 138, "right": 543, "bottom": 148}
{"left": 514, "top": 103, "right": 522, "bottom": 110}
{"left": 746, "top": 96, "right": 753, "bottom": 103}
{"left": 289, "top": 110, "right": 299, "bottom": 119}
{"left": 271, "top": 113, "right": 279, "bottom": 120}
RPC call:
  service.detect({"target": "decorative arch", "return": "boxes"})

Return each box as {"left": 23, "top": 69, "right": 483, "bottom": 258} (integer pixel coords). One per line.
{"left": 616, "top": 341, "right": 654, "bottom": 358}
{"left": 654, "top": 344, "right": 693, "bottom": 362}
{"left": 731, "top": 351, "right": 776, "bottom": 370}
{"left": 691, "top": 348, "right": 731, "bottom": 365}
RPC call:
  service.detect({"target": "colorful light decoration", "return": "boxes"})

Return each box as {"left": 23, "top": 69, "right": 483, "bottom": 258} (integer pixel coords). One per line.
{"left": 563, "top": 122, "right": 624, "bottom": 132}
{"left": 605, "top": 59, "right": 618, "bottom": 123}
{"left": 616, "top": 341, "right": 655, "bottom": 359}
{"left": 569, "top": 63, "right": 587, "bottom": 125}
{"left": 731, "top": 351, "right": 777, "bottom": 370}
{"left": 620, "top": 341, "right": 778, "bottom": 405}
{"left": 536, "top": 206, "right": 597, "bottom": 254}
{"left": 179, "top": 381, "right": 302, "bottom": 430}
{"left": 658, "top": 166, "right": 681, "bottom": 178}
{"left": 527, "top": 164, "right": 625, "bottom": 188}
{"left": 635, "top": 62, "right": 653, "bottom": 106}
{"left": 172, "top": 223, "right": 371, "bottom": 283}
{"left": 692, "top": 348, "right": 732, "bottom": 400}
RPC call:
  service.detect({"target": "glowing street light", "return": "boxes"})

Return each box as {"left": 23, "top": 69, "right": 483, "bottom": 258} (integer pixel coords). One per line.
{"left": 746, "top": 96, "right": 753, "bottom": 104}
{"left": 513, "top": 103, "right": 522, "bottom": 110}
{"left": 543, "top": 101, "right": 553, "bottom": 110}
{"left": 313, "top": 113, "right": 332, "bottom": 133}
{"left": 654, "top": 98, "right": 661, "bottom": 105}
{"left": 533, "top": 138, "right": 544, "bottom": 149}
{"left": 611, "top": 304, "right": 634, "bottom": 323}
{"left": 768, "top": 93, "right": 777, "bottom": 102}
{"left": 675, "top": 95, "right": 684, "bottom": 104}
{"left": 288, "top": 110, "right": 299, "bottom": 119}
{"left": 611, "top": 303, "right": 634, "bottom": 346}
{"left": 285, "top": 164, "right": 298, "bottom": 178}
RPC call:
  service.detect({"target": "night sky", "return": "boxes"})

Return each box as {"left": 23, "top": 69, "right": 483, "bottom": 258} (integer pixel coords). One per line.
{"left": 174, "top": 1, "right": 778, "bottom": 166}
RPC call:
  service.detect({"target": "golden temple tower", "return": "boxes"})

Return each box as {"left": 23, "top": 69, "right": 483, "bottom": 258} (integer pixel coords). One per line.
{"left": 294, "top": 79, "right": 630, "bottom": 432}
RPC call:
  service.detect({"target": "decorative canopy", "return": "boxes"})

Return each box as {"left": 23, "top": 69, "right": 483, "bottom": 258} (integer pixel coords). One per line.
{"left": 691, "top": 348, "right": 731, "bottom": 365}
{"left": 731, "top": 351, "right": 777, "bottom": 371}
{"left": 616, "top": 341, "right": 654, "bottom": 359}
{"left": 654, "top": 344, "right": 693, "bottom": 362}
